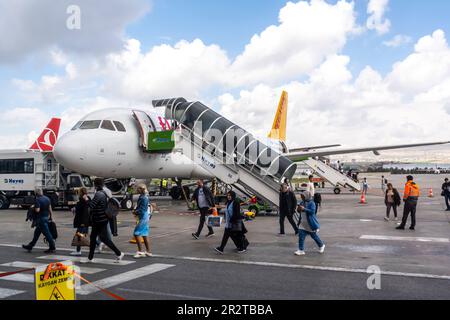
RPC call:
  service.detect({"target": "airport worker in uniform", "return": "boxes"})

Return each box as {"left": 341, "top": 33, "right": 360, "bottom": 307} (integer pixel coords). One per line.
{"left": 279, "top": 183, "right": 299, "bottom": 236}
{"left": 442, "top": 178, "right": 450, "bottom": 211}
{"left": 22, "top": 188, "right": 56, "bottom": 253}
{"left": 132, "top": 184, "right": 152, "bottom": 258}
{"left": 192, "top": 180, "right": 215, "bottom": 239}
{"left": 396, "top": 176, "right": 420, "bottom": 231}
{"left": 295, "top": 191, "right": 325, "bottom": 256}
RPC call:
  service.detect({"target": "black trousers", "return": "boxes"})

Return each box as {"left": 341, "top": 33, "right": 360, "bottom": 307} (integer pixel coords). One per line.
{"left": 279, "top": 212, "right": 298, "bottom": 234}
{"left": 219, "top": 228, "right": 247, "bottom": 251}
{"left": 386, "top": 203, "right": 398, "bottom": 218}
{"left": 399, "top": 200, "right": 417, "bottom": 228}
{"left": 195, "top": 207, "right": 214, "bottom": 236}
{"left": 88, "top": 221, "right": 121, "bottom": 260}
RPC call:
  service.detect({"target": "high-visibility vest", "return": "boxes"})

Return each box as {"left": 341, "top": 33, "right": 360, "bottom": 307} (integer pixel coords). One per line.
{"left": 404, "top": 182, "right": 420, "bottom": 199}
{"left": 162, "top": 179, "right": 167, "bottom": 188}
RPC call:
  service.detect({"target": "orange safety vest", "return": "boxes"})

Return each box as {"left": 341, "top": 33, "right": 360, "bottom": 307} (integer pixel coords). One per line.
{"left": 403, "top": 181, "right": 420, "bottom": 199}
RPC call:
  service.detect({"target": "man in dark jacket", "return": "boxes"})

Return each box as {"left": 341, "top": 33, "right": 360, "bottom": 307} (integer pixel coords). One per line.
{"left": 192, "top": 180, "right": 215, "bottom": 239}
{"left": 22, "top": 188, "right": 56, "bottom": 253}
{"left": 87, "top": 178, "right": 124, "bottom": 263}
{"left": 279, "top": 183, "right": 299, "bottom": 235}
{"left": 442, "top": 178, "right": 450, "bottom": 211}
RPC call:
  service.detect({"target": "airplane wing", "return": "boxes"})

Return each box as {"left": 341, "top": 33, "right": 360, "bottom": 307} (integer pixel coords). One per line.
{"left": 285, "top": 141, "right": 450, "bottom": 162}
{"left": 289, "top": 144, "right": 341, "bottom": 153}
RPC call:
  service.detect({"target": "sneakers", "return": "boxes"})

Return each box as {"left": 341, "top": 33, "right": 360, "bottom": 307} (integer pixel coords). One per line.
{"left": 394, "top": 217, "right": 399, "bottom": 221}
{"left": 70, "top": 251, "right": 82, "bottom": 256}
{"left": 133, "top": 252, "right": 146, "bottom": 259}
{"left": 294, "top": 250, "right": 306, "bottom": 256}
{"left": 396, "top": 226, "right": 405, "bottom": 230}
{"left": 214, "top": 247, "right": 224, "bottom": 255}
{"left": 95, "top": 243, "right": 104, "bottom": 254}
{"left": 44, "top": 249, "right": 56, "bottom": 254}
{"left": 237, "top": 249, "right": 247, "bottom": 254}
{"left": 192, "top": 233, "right": 199, "bottom": 240}
{"left": 115, "top": 252, "right": 125, "bottom": 263}
{"left": 318, "top": 245, "right": 326, "bottom": 254}
{"left": 409, "top": 226, "right": 415, "bottom": 231}
{"left": 22, "top": 244, "right": 32, "bottom": 252}
{"left": 145, "top": 252, "right": 153, "bottom": 257}
{"left": 384, "top": 217, "right": 390, "bottom": 222}
{"left": 81, "top": 259, "right": 94, "bottom": 264}
{"left": 205, "top": 232, "right": 215, "bottom": 238}
{"left": 278, "top": 233, "right": 286, "bottom": 237}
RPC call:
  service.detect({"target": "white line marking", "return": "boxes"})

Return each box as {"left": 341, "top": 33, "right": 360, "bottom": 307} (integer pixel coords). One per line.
{"left": 37, "top": 255, "right": 135, "bottom": 266}
{"left": 359, "top": 219, "right": 373, "bottom": 222}
{"left": 0, "top": 288, "right": 26, "bottom": 299}
{"left": 360, "top": 235, "right": 450, "bottom": 243}
{"left": 1, "top": 261, "right": 105, "bottom": 274}
{"left": 0, "top": 271, "right": 34, "bottom": 283}
{"left": 0, "top": 244, "right": 449, "bottom": 281}
{"left": 117, "top": 288, "right": 215, "bottom": 300}
{"left": 77, "top": 263, "right": 175, "bottom": 295}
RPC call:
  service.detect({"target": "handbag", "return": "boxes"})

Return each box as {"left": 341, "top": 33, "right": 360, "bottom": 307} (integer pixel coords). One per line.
{"left": 48, "top": 220, "right": 58, "bottom": 240}
{"left": 231, "top": 220, "right": 243, "bottom": 232}
{"left": 71, "top": 232, "right": 90, "bottom": 247}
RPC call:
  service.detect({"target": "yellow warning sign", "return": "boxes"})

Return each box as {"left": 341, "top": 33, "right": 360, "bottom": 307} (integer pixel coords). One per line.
{"left": 35, "top": 261, "right": 76, "bottom": 300}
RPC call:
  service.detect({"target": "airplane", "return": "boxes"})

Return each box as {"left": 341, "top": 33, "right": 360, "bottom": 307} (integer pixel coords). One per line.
{"left": 52, "top": 92, "right": 449, "bottom": 201}
{"left": 29, "top": 118, "right": 61, "bottom": 152}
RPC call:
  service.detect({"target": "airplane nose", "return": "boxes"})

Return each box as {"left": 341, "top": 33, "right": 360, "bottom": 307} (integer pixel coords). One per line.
{"left": 53, "top": 133, "right": 85, "bottom": 170}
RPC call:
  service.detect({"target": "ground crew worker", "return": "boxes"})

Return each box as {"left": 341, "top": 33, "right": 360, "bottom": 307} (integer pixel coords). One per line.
{"left": 396, "top": 175, "right": 420, "bottom": 231}
{"left": 162, "top": 179, "right": 168, "bottom": 196}
{"left": 442, "top": 178, "right": 450, "bottom": 211}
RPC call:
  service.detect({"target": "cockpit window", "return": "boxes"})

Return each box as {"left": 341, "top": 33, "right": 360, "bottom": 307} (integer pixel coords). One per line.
{"left": 79, "top": 120, "right": 101, "bottom": 130}
{"left": 101, "top": 120, "right": 116, "bottom": 131}
{"left": 71, "top": 121, "right": 82, "bottom": 131}
{"left": 113, "top": 121, "right": 126, "bottom": 132}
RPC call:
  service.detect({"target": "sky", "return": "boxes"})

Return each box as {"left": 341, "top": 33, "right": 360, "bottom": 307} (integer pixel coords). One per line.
{"left": 1, "top": 0, "right": 450, "bottom": 162}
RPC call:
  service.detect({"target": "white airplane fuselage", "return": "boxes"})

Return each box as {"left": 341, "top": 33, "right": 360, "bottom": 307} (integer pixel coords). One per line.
{"left": 53, "top": 108, "right": 212, "bottom": 179}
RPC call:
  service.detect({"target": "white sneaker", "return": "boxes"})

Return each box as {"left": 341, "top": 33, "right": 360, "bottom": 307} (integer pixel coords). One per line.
{"left": 133, "top": 252, "right": 146, "bottom": 259}
{"left": 81, "top": 259, "right": 93, "bottom": 264}
{"left": 294, "top": 250, "right": 306, "bottom": 256}
{"left": 95, "top": 243, "right": 104, "bottom": 254}
{"left": 70, "top": 251, "right": 82, "bottom": 256}
{"left": 384, "top": 217, "right": 390, "bottom": 222}
{"left": 318, "top": 245, "right": 326, "bottom": 254}
{"left": 115, "top": 252, "right": 125, "bottom": 263}
{"left": 394, "top": 217, "right": 399, "bottom": 221}
{"left": 145, "top": 252, "right": 153, "bottom": 257}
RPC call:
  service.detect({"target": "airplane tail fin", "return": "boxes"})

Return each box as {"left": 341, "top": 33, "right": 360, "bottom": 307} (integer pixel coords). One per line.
{"left": 268, "top": 90, "right": 288, "bottom": 142}
{"left": 29, "top": 118, "right": 61, "bottom": 152}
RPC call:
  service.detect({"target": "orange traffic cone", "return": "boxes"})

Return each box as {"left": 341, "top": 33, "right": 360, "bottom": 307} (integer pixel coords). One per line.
{"left": 360, "top": 192, "right": 367, "bottom": 204}
{"left": 428, "top": 188, "right": 434, "bottom": 198}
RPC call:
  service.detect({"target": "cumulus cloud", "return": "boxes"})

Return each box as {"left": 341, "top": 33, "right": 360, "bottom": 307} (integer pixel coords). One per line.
{"left": 0, "top": 0, "right": 150, "bottom": 63}
{"left": 366, "top": 0, "right": 391, "bottom": 35}
{"left": 383, "top": 34, "right": 413, "bottom": 48}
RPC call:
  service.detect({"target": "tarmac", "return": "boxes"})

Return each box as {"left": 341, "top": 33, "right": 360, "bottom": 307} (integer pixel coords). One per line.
{"left": 0, "top": 173, "right": 448, "bottom": 300}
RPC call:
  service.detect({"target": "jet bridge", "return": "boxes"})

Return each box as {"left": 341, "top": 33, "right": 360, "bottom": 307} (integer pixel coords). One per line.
{"left": 153, "top": 98, "right": 297, "bottom": 205}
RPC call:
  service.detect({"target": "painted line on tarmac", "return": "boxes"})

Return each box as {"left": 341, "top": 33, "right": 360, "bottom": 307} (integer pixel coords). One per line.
{"left": 1, "top": 261, "right": 105, "bottom": 274}
{"left": 360, "top": 235, "right": 450, "bottom": 243}
{"left": 116, "top": 288, "right": 215, "bottom": 300}
{"left": 0, "top": 288, "right": 26, "bottom": 299}
{"left": 77, "top": 264, "right": 175, "bottom": 295}
{"left": 37, "top": 255, "right": 135, "bottom": 266}
{"left": 151, "top": 228, "right": 194, "bottom": 239}
{"left": 1, "top": 243, "right": 449, "bottom": 281}
{"left": 0, "top": 271, "right": 34, "bottom": 283}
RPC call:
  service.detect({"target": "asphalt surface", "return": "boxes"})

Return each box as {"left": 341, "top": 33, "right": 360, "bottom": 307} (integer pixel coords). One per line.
{"left": 0, "top": 173, "right": 449, "bottom": 300}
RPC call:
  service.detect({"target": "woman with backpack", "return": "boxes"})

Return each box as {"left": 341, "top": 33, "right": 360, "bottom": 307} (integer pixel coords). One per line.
{"left": 295, "top": 191, "right": 325, "bottom": 256}
{"left": 70, "top": 187, "right": 91, "bottom": 256}
{"left": 132, "top": 184, "right": 152, "bottom": 258}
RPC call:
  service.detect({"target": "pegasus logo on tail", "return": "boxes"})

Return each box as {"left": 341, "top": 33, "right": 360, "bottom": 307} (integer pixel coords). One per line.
{"left": 30, "top": 118, "right": 61, "bottom": 152}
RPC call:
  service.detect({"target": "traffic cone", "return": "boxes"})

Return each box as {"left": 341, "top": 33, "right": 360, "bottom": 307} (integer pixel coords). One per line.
{"left": 428, "top": 188, "right": 434, "bottom": 198}
{"left": 360, "top": 192, "right": 367, "bottom": 204}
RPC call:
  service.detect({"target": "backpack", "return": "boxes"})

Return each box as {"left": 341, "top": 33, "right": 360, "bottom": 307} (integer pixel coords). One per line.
{"left": 101, "top": 191, "right": 121, "bottom": 219}
{"left": 314, "top": 193, "right": 322, "bottom": 205}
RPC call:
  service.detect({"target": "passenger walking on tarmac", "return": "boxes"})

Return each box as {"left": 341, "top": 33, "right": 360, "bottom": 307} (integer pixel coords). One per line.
{"left": 133, "top": 184, "right": 152, "bottom": 258}
{"left": 87, "top": 178, "right": 124, "bottom": 263}
{"left": 22, "top": 188, "right": 56, "bottom": 253}
{"left": 70, "top": 187, "right": 91, "bottom": 256}
{"left": 384, "top": 183, "right": 401, "bottom": 221}
{"left": 396, "top": 176, "right": 420, "bottom": 231}
{"left": 215, "top": 191, "right": 247, "bottom": 254}
{"left": 441, "top": 178, "right": 450, "bottom": 211}
{"left": 306, "top": 175, "right": 315, "bottom": 197}
{"left": 279, "top": 183, "right": 299, "bottom": 236}
{"left": 362, "top": 178, "right": 369, "bottom": 194}
{"left": 295, "top": 191, "right": 325, "bottom": 256}
{"left": 192, "top": 180, "right": 215, "bottom": 239}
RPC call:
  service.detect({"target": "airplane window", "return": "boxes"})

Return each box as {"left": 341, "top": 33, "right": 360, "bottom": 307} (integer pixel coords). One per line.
{"left": 113, "top": 121, "right": 126, "bottom": 132}
{"left": 101, "top": 120, "right": 116, "bottom": 131}
{"left": 71, "top": 121, "right": 82, "bottom": 131}
{"left": 79, "top": 120, "right": 101, "bottom": 130}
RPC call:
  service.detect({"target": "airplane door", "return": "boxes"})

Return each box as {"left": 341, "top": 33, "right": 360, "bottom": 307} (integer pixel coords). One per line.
{"left": 132, "top": 110, "right": 155, "bottom": 149}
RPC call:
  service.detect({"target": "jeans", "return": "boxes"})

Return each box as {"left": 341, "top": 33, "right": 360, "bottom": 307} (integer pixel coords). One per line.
{"left": 195, "top": 207, "right": 213, "bottom": 236}
{"left": 399, "top": 199, "right": 417, "bottom": 228}
{"left": 298, "top": 229, "right": 324, "bottom": 251}
{"left": 445, "top": 194, "right": 450, "bottom": 210}
{"left": 88, "top": 221, "right": 121, "bottom": 260}
{"left": 386, "top": 203, "right": 398, "bottom": 218}
{"left": 279, "top": 212, "right": 298, "bottom": 234}
{"left": 29, "top": 217, "right": 55, "bottom": 250}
